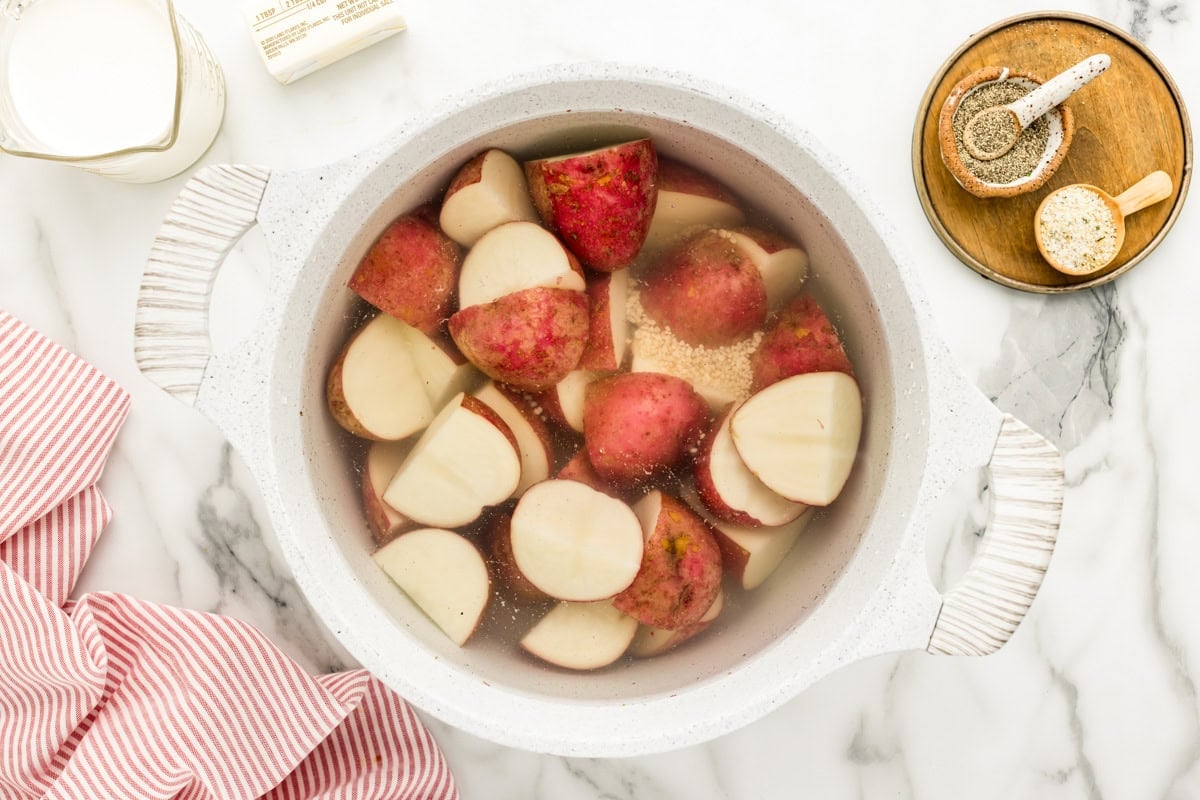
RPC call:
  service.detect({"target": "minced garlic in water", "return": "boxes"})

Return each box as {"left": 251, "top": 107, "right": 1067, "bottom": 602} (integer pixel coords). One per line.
{"left": 1037, "top": 186, "right": 1120, "bottom": 273}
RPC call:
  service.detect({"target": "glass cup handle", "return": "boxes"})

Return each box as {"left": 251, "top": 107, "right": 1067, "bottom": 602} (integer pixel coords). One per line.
{"left": 134, "top": 164, "right": 271, "bottom": 406}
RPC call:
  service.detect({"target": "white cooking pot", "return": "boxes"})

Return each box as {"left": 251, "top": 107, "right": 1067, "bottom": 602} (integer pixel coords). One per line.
{"left": 133, "top": 65, "right": 1064, "bottom": 757}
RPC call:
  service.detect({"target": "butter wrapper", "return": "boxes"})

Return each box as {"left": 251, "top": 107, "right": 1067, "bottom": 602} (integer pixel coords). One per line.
{"left": 244, "top": 0, "right": 405, "bottom": 84}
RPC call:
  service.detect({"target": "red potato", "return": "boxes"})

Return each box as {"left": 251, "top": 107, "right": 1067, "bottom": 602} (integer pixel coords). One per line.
{"left": 694, "top": 403, "right": 807, "bottom": 527}
{"left": 520, "top": 599, "right": 638, "bottom": 670}
{"left": 449, "top": 287, "right": 589, "bottom": 391}
{"left": 510, "top": 480, "right": 644, "bottom": 602}
{"left": 725, "top": 227, "right": 809, "bottom": 310}
{"left": 327, "top": 314, "right": 435, "bottom": 441}
{"left": 474, "top": 382, "right": 555, "bottom": 496}
{"left": 556, "top": 449, "right": 623, "bottom": 500}
{"left": 534, "top": 369, "right": 598, "bottom": 434}
{"left": 457, "top": 221, "right": 585, "bottom": 310}
{"left": 440, "top": 149, "right": 539, "bottom": 247}
{"left": 750, "top": 294, "right": 853, "bottom": 392}
{"left": 362, "top": 440, "right": 413, "bottom": 545}
{"left": 348, "top": 206, "right": 461, "bottom": 335}
{"left": 583, "top": 372, "right": 710, "bottom": 487}
{"left": 373, "top": 528, "right": 491, "bottom": 646}
{"left": 630, "top": 588, "right": 724, "bottom": 658}
{"left": 524, "top": 139, "right": 658, "bottom": 271}
{"left": 612, "top": 491, "right": 723, "bottom": 630}
{"left": 731, "top": 372, "right": 863, "bottom": 506}
{"left": 681, "top": 483, "right": 810, "bottom": 590}
{"left": 639, "top": 228, "right": 767, "bottom": 347}
{"left": 383, "top": 393, "right": 522, "bottom": 527}
{"left": 578, "top": 269, "right": 630, "bottom": 371}
{"left": 641, "top": 158, "right": 746, "bottom": 255}
{"left": 483, "top": 508, "right": 550, "bottom": 603}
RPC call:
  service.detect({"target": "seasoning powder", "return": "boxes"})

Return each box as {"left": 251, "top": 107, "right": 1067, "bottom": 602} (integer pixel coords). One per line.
{"left": 953, "top": 81, "right": 1051, "bottom": 184}
{"left": 1037, "top": 186, "right": 1120, "bottom": 273}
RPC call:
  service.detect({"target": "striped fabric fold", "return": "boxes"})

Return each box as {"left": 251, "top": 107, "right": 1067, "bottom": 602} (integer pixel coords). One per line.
{"left": 0, "top": 310, "right": 458, "bottom": 800}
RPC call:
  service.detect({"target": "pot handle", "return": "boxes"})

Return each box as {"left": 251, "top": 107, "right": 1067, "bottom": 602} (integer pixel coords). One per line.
{"left": 134, "top": 164, "right": 272, "bottom": 406}
{"left": 926, "top": 413, "right": 1064, "bottom": 656}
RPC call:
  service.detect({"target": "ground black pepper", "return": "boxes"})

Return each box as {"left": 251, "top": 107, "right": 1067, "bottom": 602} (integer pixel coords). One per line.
{"left": 953, "top": 81, "right": 1051, "bottom": 184}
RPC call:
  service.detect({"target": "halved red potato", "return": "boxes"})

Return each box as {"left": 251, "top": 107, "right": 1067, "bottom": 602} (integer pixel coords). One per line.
{"left": 731, "top": 371, "right": 863, "bottom": 506}
{"left": 327, "top": 314, "right": 434, "bottom": 441}
{"left": 525, "top": 139, "right": 658, "bottom": 271}
{"left": 578, "top": 270, "right": 629, "bottom": 371}
{"left": 681, "top": 483, "right": 811, "bottom": 590}
{"left": 449, "top": 287, "right": 589, "bottom": 391}
{"left": 474, "top": 382, "right": 555, "bottom": 497}
{"left": 639, "top": 228, "right": 767, "bottom": 347}
{"left": 393, "top": 323, "right": 480, "bottom": 407}
{"left": 630, "top": 588, "right": 724, "bottom": 658}
{"left": 373, "top": 528, "right": 490, "bottom": 646}
{"left": 725, "top": 227, "right": 808, "bottom": 310}
{"left": 440, "top": 149, "right": 539, "bottom": 247}
{"left": 583, "top": 372, "right": 710, "bottom": 487}
{"left": 750, "top": 294, "right": 853, "bottom": 392}
{"left": 457, "top": 221, "right": 585, "bottom": 310}
{"left": 520, "top": 599, "right": 638, "bottom": 670}
{"left": 348, "top": 206, "right": 461, "bottom": 335}
{"left": 362, "top": 440, "right": 413, "bottom": 545}
{"left": 612, "top": 491, "right": 723, "bottom": 630}
{"left": 641, "top": 157, "right": 745, "bottom": 255}
{"left": 694, "top": 403, "right": 807, "bottom": 527}
{"left": 383, "top": 393, "right": 521, "bottom": 527}
{"left": 535, "top": 369, "right": 598, "bottom": 434}
{"left": 510, "top": 480, "right": 644, "bottom": 602}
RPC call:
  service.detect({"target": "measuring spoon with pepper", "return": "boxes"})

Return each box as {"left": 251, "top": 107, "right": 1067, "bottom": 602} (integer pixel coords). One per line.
{"left": 1034, "top": 170, "right": 1174, "bottom": 276}
{"left": 963, "top": 54, "right": 1111, "bottom": 161}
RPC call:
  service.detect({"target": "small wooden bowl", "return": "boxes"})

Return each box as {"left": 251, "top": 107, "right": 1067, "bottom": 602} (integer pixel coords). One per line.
{"left": 938, "top": 66, "right": 1075, "bottom": 198}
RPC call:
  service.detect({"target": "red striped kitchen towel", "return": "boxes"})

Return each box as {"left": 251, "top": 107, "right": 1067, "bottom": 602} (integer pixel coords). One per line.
{"left": 0, "top": 309, "right": 458, "bottom": 800}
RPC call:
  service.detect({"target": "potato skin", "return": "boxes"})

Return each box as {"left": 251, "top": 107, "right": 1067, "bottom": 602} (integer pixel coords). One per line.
{"left": 613, "top": 493, "right": 723, "bottom": 630}
{"left": 639, "top": 228, "right": 767, "bottom": 346}
{"left": 449, "top": 287, "right": 588, "bottom": 391}
{"left": 349, "top": 205, "right": 461, "bottom": 335}
{"left": 583, "top": 372, "right": 710, "bottom": 487}
{"left": 525, "top": 139, "right": 658, "bottom": 271}
{"left": 750, "top": 294, "right": 853, "bottom": 392}
{"left": 657, "top": 157, "right": 739, "bottom": 204}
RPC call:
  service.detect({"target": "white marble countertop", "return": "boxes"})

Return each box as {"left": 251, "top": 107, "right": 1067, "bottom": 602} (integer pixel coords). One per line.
{"left": 2, "top": 0, "right": 1198, "bottom": 797}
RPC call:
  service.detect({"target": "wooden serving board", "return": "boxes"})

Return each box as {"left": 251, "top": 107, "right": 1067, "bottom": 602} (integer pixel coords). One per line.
{"left": 913, "top": 12, "right": 1192, "bottom": 292}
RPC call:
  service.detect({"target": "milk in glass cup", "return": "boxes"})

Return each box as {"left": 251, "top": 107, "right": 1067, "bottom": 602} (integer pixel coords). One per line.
{"left": 0, "top": 0, "right": 225, "bottom": 182}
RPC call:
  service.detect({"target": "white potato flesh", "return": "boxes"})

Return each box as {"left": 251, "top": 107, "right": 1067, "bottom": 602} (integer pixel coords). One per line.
{"left": 704, "top": 406, "right": 806, "bottom": 526}
{"left": 510, "top": 480, "right": 643, "bottom": 601}
{"left": 394, "top": 323, "right": 479, "bottom": 407}
{"left": 338, "top": 314, "right": 434, "bottom": 440}
{"left": 520, "top": 599, "right": 638, "bottom": 670}
{"left": 709, "top": 512, "right": 810, "bottom": 590}
{"left": 458, "top": 221, "right": 585, "bottom": 309}
{"left": 383, "top": 393, "right": 521, "bottom": 527}
{"left": 551, "top": 369, "right": 597, "bottom": 433}
{"left": 474, "top": 382, "right": 551, "bottom": 497}
{"left": 727, "top": 230, "right": 809, "bottom": 310}
{"left": 439, "top": 150, "right": 538, "bottom": 247}
{"left": 364, "top": 440, "right": 412, "bottom": 533}
{"left": 604, "top": 269, "right": 629, "bottom": 367}
{"left": 730, "top": 372, "right": 863, "bottom": 506}
{"left": 372, "top": 528, "right": 490, "bottom": 646}
{"left": 643, "top": 191, "right": 745, "bottom": 253}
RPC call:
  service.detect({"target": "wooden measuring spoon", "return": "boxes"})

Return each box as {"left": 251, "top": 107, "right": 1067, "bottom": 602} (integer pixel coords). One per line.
{"left": 1034, "top": 170, "right": 1174, "bottom": 275}
{"left": 963, "top": 54, "right": 1111, "bottom": 161}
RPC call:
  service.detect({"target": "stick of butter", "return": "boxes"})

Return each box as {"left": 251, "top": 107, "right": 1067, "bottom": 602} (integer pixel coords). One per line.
{"left": 243, "top": 0, "right": 406, "bottom": 84}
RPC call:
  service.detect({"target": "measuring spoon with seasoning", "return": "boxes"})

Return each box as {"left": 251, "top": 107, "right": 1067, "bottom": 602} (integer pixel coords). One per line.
{"left": 1034, "top": 170, "right": 1174, "bottom": 276}
{"left": 963, "top": 54, "right": 1111, "bottom": 161}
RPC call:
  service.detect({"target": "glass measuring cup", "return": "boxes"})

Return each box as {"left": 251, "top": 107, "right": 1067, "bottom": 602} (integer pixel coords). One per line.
{"left": 0, "top": 0, "right": 225, "bottom": 183}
